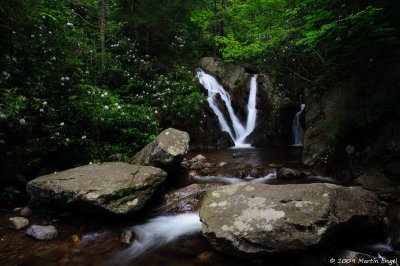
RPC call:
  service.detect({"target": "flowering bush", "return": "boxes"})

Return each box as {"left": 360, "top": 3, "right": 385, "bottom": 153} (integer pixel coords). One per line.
{"left": 0, "top": 0, "right": 204, "bottom": 186}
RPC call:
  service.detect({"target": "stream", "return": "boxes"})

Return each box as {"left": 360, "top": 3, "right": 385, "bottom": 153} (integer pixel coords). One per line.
{"left": 0, "top": 147, "right": 398, "bottom": 265}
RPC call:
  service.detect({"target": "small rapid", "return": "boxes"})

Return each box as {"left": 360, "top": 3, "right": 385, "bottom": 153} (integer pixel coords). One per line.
{"left": 111, "top": 213, "right": 202, "bottom": 265}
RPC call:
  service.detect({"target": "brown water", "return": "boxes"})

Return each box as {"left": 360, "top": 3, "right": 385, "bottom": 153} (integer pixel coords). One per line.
{"left": 0, "top": 148, "right": 397, "bottom": 266}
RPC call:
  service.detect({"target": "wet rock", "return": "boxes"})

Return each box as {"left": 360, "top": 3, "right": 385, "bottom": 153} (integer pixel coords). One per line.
{"left": 250, "top": 169, "right": 263, "bottom": 178}
{"left": 355, "top": 172, "right": 393, "bottom": 192}
{"left": 26, "top": 225, "right": 58, "bottom": 241}
{"left": 128, "top": 128, "right": 190, "bottom": 171}
{"left": 159, "top": 183, "right": 221, "bottom": 213}
{"left": 8, "top": 217, "right": 29, "bottom": 230}
{"left": 191, "top": 161, "right": 205, "bottom": 170}
{"left": 218, "top": 162, "right": 228, "bottom": 168}
{"left": 105, "top": 153, "right": 124, "bottom": 162}
{"left": 200, "top": 183, "right": 382, "bottom": 255}
{"left": 277, "top": 167, "right": 303, "bottom": 179}
{"left": 200, "top": 168, "right": 214, "bottom": 176}
{"left": 232, "top": 152, "right": 244, "bottom": 158}
{"left": 120, "top": 230, "right": 133, "bottom": 244}
{"left": 194, "top": 154, "right": 207, "bottom": 162}
{"left": 27, "top": 163, "right": 167, "bottom": 215}
{"left": 20, "top": 206, "right": 32, "bottom": 217}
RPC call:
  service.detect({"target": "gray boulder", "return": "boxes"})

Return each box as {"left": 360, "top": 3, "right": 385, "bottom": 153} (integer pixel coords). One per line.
{"left": 27, "top": 162, "right": 167, "bottom": 215}
{"left": 128, "top": 128, "right": 190, "bottom": 171}
{"left": 26, "top": 225, "right": 58, "bottom": 241}
{"left": 200, "top": 183, "right": 382, "bottom": 256}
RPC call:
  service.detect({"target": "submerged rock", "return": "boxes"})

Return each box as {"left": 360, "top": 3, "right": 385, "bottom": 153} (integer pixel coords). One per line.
{"left": 277, "top": 167, "right": 303, "bottom": 179}
{"left": 8, "top": 217, "right": 29, "bottom": 230}
{"left": 128, "top": 128, "right": 190, "bottom": 171}
{"left": 27, "top": 162, "right": 167, "bottom": 215}
{"left": 26, "top": 225, "right": 58, "bottom": 241}
{"left": 200, "top": 183, "right": 382, "bottom": 255}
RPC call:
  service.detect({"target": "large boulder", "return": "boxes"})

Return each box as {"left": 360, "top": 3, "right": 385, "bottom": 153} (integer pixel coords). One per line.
{"left": 27, "top": 162, "right": 167, "bottom": 215}
{"left": 200, "top": 183, "right": 382, "bottom": 256}
{"left": 128, "top": 128, "right": 189, "bottom": 171}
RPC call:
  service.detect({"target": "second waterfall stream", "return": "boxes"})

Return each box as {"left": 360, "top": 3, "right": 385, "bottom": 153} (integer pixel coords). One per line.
{"left": 196, "top": 69, "right": 258, "bottom": 148}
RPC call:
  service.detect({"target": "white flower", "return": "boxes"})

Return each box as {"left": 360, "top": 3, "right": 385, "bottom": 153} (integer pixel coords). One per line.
{"left": 104, "top": 92, "right": 108, "bottom": 96}
{"left": 89, "top": 162, "right": 93, "bottom": 165}
{"left": 39, "top": 108, "right": 44, "bottom": 112}
{"left": 66, "top": 138, "right": 70, "bottom": 142}
{"left": 48, "top": 31, "right": 52, "bottom": 35}
{"left": 52, "top": 57, "right": 56, "bottom": 60}
{"left": 65, "top": 77, "right": 70, "bottom": 81}
{"left": 19, "top": 118, "right": 26, "bottom": 124}
{"left": 42, "top": 16, "right": 46, "bottom": 19}
{"left": 43, "top": 101, "right": 47, "bottom": 105}
{"left": 60, "top": 122, "right": 64, "bottom": 126}
{"left": 104, "top": 105, "right": 109, "bottom": 110}
{"left": 61, "top": 82, "right": 64, "bottom": 86}
{"left": 55, "top": 132, "right": 60, "bottom": 136}
{"left": 31, "top": 34, "right": 35, "bottom": 38}
{"left": 117, "top": 106, "right": 121, "bottom": 109}
{"left": 81, "top": 135, "right": 87, "bottom": 139}
{"left": 67, "top": 22, "right": 73, "bottom": 27}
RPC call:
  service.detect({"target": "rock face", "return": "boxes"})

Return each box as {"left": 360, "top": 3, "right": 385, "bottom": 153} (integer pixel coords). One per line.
{"left": 302, "top": 64, "right": 400, "bottom": 183}
{"left": 128, "top": 128, "right": 189, "bottom": 171}
{"left": 27, "top": 162, "right": 167, "bottom": 215}
{"left": 26, "top": 225, "right": 58, "bottom": 241}
{"left": 200, "top": 183, "right": 382, "bottom": 255}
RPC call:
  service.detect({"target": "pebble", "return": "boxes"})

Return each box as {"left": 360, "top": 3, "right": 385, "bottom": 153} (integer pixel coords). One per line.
{"left": 26, "top": 225, "right": 58, "bottom": 241}
{"left": 8, "top": 217, "right": 30, "bottom": 230}
{"left": 218, "top": 162, "right": 228, "bottom": 167}
{"left": 20, "top": 207, "right": 32, "bottom": 217}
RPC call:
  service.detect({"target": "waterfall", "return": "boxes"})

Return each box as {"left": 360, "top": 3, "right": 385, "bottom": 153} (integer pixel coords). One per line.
{"left": 196, "top": 69, "right": 258, "bottom": 148}
{"left": 292, "top": 104, "right": 305, "bottom": 146}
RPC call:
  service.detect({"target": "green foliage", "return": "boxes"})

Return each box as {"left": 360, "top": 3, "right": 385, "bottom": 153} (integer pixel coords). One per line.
{"left": 0, "top": 0, "right": 204, "bottom": 184}
{"left": 0, "top": 186, "right": 20, "bottom": 204}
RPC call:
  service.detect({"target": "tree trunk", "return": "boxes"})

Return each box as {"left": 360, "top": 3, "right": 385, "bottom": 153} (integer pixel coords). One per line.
{"left": 101, "top": 0, "right": 107, "bottom": 70}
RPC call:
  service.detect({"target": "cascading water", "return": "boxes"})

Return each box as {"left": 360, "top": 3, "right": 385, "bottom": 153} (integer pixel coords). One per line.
{"left": 292, "top": 104, "right": 305, "bottom": 146}
{"left": 111, "top": 213, "right": 202, "bottom": 265}
{"left": 196, "top": 69, "right": 258, "bottom": 148}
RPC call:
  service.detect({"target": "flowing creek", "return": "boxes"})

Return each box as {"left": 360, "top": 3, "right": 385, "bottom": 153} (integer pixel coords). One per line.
{"left": 0, "top": 148, "right": 398, "bottom": 265}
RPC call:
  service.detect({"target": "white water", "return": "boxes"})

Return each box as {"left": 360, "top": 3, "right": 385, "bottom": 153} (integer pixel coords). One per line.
{"left": 197, "top": 69, "right": 258, "bottom": 148}
{"left": 112, "top": 213, "right": 202, "bottom": 265}
{"left": 192, "top": 172, "right": 277, "bottom": 185}
{"left": 292, "top": 104, "right": 305, "bottom": 146}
